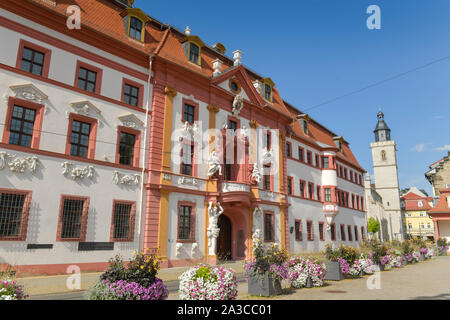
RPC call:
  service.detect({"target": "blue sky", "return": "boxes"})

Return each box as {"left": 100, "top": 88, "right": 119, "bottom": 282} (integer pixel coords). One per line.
{"left": 135, "top": 0, "right": 450, "bottom": 195}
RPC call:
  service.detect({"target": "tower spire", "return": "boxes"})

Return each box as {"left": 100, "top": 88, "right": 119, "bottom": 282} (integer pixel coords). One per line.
{"left": 374, "top": 109, "right": 391, "bottom": 142}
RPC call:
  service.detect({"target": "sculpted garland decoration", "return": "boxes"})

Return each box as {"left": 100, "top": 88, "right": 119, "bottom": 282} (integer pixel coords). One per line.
{"left": 0, "top": 152, "right": 39, "bottom": 174}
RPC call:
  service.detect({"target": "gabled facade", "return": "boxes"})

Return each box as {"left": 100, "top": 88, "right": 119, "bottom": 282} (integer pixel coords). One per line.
{"left": 428, "top": 188, "right": 450, "bottom": 252}
{"left": 401, "top": 187, "right": 434, "bottom": 240}
{"left": 0, "top": 0, "right": 367, "bottom": 274}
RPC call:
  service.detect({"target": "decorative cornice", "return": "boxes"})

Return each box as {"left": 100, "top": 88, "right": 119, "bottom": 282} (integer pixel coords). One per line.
{"left": 118, "top": 114, "right": 145, "bottom": 130}
{"left": 164, "top": 86, "right": 177, "bottom": 98}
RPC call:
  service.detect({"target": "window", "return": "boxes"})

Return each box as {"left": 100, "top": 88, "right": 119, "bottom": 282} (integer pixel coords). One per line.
{"left": 354, "top": 226, "right": 359, "bottom": 241}
{"left": 298, "top": 147, "right": 304, "bottom": 162}
{"left": 123, "top": 83, "right": 140, "bottom": 107}
{"left": 350, "top": 171, "right": 354, "bottom": 182}
{"left": 427, "top": 223, "right": 431, "bottom": 229}
{"left": 228, "top": 120, "right": 238, "bottom": 132}
{"left": 299, "top": 180, "right": 306, "bottom": 198}
{"left": 315, "top": 154, "right": 320, "bottom": 168}
{"left": 3, "top": 98, "right": 44, "bottom": 149}
{"left": 287, "top": 177, "right": 293, "bottom": 195}
{"left": 339, "top": 166, "right": 343, "bottom": 177}
{"left": 184, "top": 104, "right": 195, "bottom": 124}
{"left": 340, "top": 224, "right": 346, "bottom": 241}
{"left": 324, "top": 188, "right": 331, "bottom": 202}
{"left": 0, "top": 190, "right": 31, "bottom": 241}
{"left": 347, "top": 225, "right": 353, "bottom": 241}
{"left": 306, "top": 151, "right": 312, "bottom": 165}
{"left": 308, "top": 183, "right": 314, "bottom": 200}
{"left": 322, "top": 156, "right": 329, "bottom": 168}
{"left": 265, "top": 132, "right": 271, "bottom": 150}
{"left": 360, "top": 198, "right": 364, "bottom": 211}
{"left": 319, "top": 222, "right": 325, "bottom": 241}
{"left": 264, "top": 212, "right": 274, "bottom": 242}
{"left": 189, "top": 42, "right": 200, "bottom": 64}
{"left": 181, "top": 143, "right": 194, "bottom": 176}
{"left": 408, "top": 223, "right": 412, "bottom": 229}
{"left": 129, "top": 16, "right": 143, "bottom": 40}
{"left": 69, "top": 120, "right": 91, "bottom": 158}
{"left": 316, "top": 186, "right": 321, "bottom": 201}
{"left": 264, "top": 83, "right": 272, "bottom": 101}
{"left": 111, "top": 201, "right": 135, "bottom": 241}
{"left": 16, "top": 40, "right": 51, "bottom": 78}
{"left": 57, "top": 196, "right": 89, "bottom": 241}
{"left": 75, "top": 61, "right": 102, "bottom": 94}
{"left": 20, "top": 47, "right": 45, "bottom": 76}
{"left": 119, "top": 131, "right": 136, "bottom": 166}
{"left": 418, "top": 201, "right": 423, "bottom": 207}
{"left": 8, "top": 105, "right": 36, "bottom": 147}
{"left": 302, "top": 120, "right": 308, "bottom": 134}
{"left": 307, "top": 221, "right": 313, "bottom": 241}
{"left": 361, "top": 226, "right": 365, "bottom": 240}
{"left": 263, "top": 165, "right": 272, "bottom": 191}
{"left": 286, "top": 142, "right": 291, "bottom": 157}
{"left": 295, "top": 220, "right": 302, "bottom": 241}
{"left": 178, "top": 205, "right": 193, "bottom": 240}
{"left": 330, "top": 224, "right": 336, "bottom": 241}
{"left": 77, "top": 67, "right": 97, "bottom": 93}
{"left": 351, "top": 194, "right": 355, "bottom": 208}
{"left": 344, "top": 168, "right": 348, "bottom": 179}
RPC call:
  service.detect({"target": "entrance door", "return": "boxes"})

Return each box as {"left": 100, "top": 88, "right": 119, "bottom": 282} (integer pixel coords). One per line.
{"left": 217, "top": 214, "right": 232, "bottom": 261}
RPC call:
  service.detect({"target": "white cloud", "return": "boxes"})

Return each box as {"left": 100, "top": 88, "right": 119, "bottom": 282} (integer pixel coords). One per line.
{"left": 435, "top": 145, "right": 450, "bottom": 151}
{"left": 411, "top": 143, "right": 426, "bottom": 152}
{"left": 432, "top": 115, "right": 444, "bottom": 120}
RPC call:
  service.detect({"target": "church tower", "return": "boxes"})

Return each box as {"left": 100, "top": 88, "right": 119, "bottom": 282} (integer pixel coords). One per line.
{"left": 370, "top": 111, "right": 404, "bottom": 241}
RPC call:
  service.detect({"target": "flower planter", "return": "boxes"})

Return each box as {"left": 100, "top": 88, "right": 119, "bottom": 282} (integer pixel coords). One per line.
{"left": 401, "top": 256, "right": 408, "bottom": 266}
{"left": 324, "top": 261, "right": 344, "bottom": 281}
{"left": 305, "top": 276, "right": 313, "bottom": 288}
{"left": 373, "top": 264, "right": 385, "bottom": 272}
{"left": 248, "top": 272, "right": 282, "bottom": 297}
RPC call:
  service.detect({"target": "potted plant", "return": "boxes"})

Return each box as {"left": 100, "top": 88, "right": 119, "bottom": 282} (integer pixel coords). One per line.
{"left": 86, "top": 251, "right": 168, "bottom": 300}
{"left": 437, "top": 238, "right": 448, "bottom": 256}
{"left": 245, "top": 240, "right": 288, "bottom": 297}
{"left": 323, "top": 244, "right": 344, "bottom": 281}
{"left": 419, "top": 248, "right": 428, "bottom": 261}
{"left": 285, "top": 257, "right": 326, "bottom": 288}
{"left": 0, "top": 280, "right": 28, "bottom": 300}
{"left": 178, "top": 264, "right": 238, "bottom": 300}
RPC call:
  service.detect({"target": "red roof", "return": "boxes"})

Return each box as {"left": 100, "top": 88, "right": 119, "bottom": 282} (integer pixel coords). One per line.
{"left": 428, "top": 188, "right": 450, "bottom": 214}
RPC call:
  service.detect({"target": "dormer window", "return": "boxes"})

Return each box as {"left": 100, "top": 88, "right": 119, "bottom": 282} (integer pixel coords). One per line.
{"left": 120, "top": 8, "right": 150, "bottom": 43}
{"left": 263, "top": 78, "right": 275, "bottom": 102}
{"left": 180, "top": 35, "right": 205, "bottom": 66}
{"left": 129, "top": 17, "right": 143, "bottom": 40}
{"left": 189, "top": 43, "right": 200, "bottom": 64}
{"left": 333, "top": 136, "right": 343, "bottom": 152}
{"left": 297, "top": 114, "right": 310, "bottom": 135}
{"left": 265, "top": 83, "right": 272, "bottom": 100}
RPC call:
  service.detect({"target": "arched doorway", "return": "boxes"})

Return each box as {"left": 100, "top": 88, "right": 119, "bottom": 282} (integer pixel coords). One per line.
{"left": 217, "top": 214, "right": 232, "bottom": 261}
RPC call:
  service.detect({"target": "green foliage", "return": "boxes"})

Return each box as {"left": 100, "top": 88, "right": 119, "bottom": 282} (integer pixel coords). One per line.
{"left": 250, "top": 240, "right": 288, "bottom": 273}
{"left": 85, "top": 279, "right": 119, "bottom": 300}
{"left": 437, "top": 238, "right": 448, "bottom": 247}
{"left": 324, "top": 244, "right": 360, "bottom": 264}
{"left": 194, "top": 266, "right": 217, "bottom": 282}
{"left": 367, "top": 217, "right": 380, "bottom": 234}
{"left": 359, "top": 239, "right": 387, "bottom": 264}
{"left": 0, "top": 264, "right": 16, "bottom": 281}
{"left": 401, "top": 240, "right": 413, "bottom": 255}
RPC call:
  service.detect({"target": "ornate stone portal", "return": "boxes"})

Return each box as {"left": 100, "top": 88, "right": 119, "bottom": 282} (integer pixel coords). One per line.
{"left": 207, "top": 201, "right": 224, "bottom": 256}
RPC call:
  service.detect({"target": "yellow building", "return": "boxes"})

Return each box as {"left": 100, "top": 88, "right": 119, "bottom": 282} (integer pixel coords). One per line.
{"left": 401, "top": 187, "right": 434, "bottom": 240}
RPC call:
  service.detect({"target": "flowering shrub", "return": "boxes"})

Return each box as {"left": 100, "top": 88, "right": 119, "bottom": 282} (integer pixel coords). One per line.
{"left": 425, "top": 248, "right": 434, "bottom": 258}
{"left": 245, "top": 240, "right": 288, "bottom": 282}
{"left": 337, "top": 258, "right": 350, "bottom": 275}
{"left": 88, "top": 250, "right": 168, "bottom": 300}
{"left": 420, "top": 248, "right": 428, "bottom": 255}
{"left": 0, "top": 280, "right": 28, "bottom": 300}
{"left": 284, "top": 258, "right": 326, "bottom": 288}
{"left": 179, "top": 264, "right": 237, "bottom": 300}
{"left": 405, "top": 253, "right": 414, "bottom": 263}
{"left": 389, "top": 255, "right": 403, "bottom": 268}
{"left": 347, "top": 262, "right": 362, "bottom": 276}
{"left": 412, "top": 252, "right": 421, "bottom": 262}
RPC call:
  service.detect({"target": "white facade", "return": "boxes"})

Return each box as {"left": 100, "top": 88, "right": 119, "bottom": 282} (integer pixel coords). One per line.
{"left": 0, "top": 9, "right": 151, "bottom": 271}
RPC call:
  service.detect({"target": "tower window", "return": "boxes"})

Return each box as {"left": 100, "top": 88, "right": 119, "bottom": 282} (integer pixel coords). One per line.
{"left": 189, "top": 43, "right": 199, "bottom": 64}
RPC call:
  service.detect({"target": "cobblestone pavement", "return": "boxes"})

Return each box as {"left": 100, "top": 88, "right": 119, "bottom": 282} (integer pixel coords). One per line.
{"left": 29, "top": 257, "right": 450, "bottom": 300}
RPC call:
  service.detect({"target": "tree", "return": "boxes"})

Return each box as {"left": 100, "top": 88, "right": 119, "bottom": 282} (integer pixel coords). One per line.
{"left": 367, "top": 217, "right": 380, "bottom": 234}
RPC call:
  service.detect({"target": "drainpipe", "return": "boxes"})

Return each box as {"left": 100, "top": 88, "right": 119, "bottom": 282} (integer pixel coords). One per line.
{"left": 138, "top": 55, "right": 154, "bottom": 253}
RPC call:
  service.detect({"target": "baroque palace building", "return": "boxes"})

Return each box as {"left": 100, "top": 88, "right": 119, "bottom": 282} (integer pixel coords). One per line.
{"left": 0, "top": 0, "right": 366, "bottom": 275}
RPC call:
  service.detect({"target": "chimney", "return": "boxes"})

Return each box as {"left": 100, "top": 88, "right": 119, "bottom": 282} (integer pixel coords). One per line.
{"left": 233, "top": 50, "right": 243, "bottom": 66}
{"left": 212, "top": 59, "right": 223, "bottom": 77}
